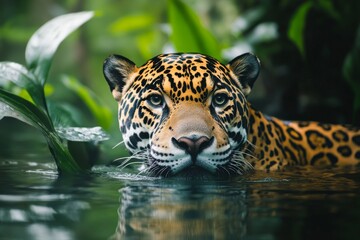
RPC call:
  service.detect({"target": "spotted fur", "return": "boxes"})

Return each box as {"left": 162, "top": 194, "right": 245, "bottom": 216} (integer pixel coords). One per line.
{"left": 103, "top": 53, "right": 360, "bottom": 177}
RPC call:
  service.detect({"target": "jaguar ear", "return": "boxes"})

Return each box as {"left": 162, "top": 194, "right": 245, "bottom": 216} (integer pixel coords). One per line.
{"left": 227, "top": 53, "right": 260, "bottom": 96}
{"left": 103, "top": 54, "right": 137, "bottom": 101}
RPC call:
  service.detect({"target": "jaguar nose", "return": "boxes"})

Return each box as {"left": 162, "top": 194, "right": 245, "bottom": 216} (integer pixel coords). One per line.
{"left": 172, "top": 136, "right": 214, "bottom": 160}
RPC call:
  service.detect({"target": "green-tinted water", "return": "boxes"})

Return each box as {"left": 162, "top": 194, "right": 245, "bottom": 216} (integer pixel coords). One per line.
{"left": 1, "top": 120, "right": 360, "bottom": 240}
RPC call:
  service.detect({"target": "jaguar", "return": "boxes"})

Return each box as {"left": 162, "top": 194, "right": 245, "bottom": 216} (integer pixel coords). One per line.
{"left": 103, "top": 52, "right": 360, "bottom": 177}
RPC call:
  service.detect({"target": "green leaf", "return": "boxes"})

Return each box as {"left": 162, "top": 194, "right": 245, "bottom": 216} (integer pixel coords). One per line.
{"left": 0, "top": 62, "right": 35, "bottom": 88}
{"left": 137, "top": 30, "right": 159, "bottom": 60}
{"left": 168, "top": 0, "right": 221, "bottom": 59}
{"left": 25, "top": 11, "right": 94, "bottom": 84}
{"left": 0, "top": 23, "right": 35, "bottom": 43}
{"left": 44, "top": 83, "right": 54, "bottom": 96}
{"left": 109, "top": 14, "right": 155, "bottom": 34}
{"left": 288, "top": 2, "right": 313, "bottom": 57}
{"left": 61, "top": 75, "right": 112, "bottom": 130}
{"left": 0, "top": 88, "right": 53, "bottom": 131}
{"left": 17, "top": 88, "right": 34, "bottom": 103}
{"left": 56, "top": 127, "right": 109, "bottom": 142}
{"left": 0, "top": 62, "right": 47, "bottom": 110}
{"left": 0, "top": 89, "right": 83, "bottom": 174}
{"left": 46, "top": 132, "right": 85, "bottom": 174}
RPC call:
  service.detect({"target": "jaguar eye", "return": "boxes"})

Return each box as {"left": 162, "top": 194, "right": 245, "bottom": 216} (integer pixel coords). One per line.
{"left": 147, "top": 94, "right": 164, "bottom": 107}
{"left": 213, "top": 93, "right": 229, "bottom": 107}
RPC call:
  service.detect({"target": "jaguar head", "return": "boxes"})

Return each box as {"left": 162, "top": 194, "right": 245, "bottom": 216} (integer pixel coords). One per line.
{"left": 103, "top": 53, "right": 260, "bottom": 177}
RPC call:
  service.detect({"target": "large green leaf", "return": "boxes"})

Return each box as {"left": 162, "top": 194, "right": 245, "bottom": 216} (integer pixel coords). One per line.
{"left": 0, "top": 62, "right": 47, "bottom": 110}
{"left": 288, "top": 2, "right": 313, "bottom": 57}
{"left": 168, "top": 0, "right": 221, "bottom": 59}
{"left": 25, "top": 11, "right": 94, "bottom": 84}
{"left": 56, "top": 126, "right": 109, "bottom": 142}
{"left": 0, "top": 89, "right": 83, "bottom": 173}
{"left": 0, "top": 11, "right": 108, "bottom": 174}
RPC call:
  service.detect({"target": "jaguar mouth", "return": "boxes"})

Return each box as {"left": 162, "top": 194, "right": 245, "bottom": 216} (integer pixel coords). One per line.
{"left": 144, "top": 147, "right": 253, "bottom": 178}
{"left": 144, "top": 157, "right": 215, "bottom": 177}
{"left": 144, "top": 156, "right": 250, "bottom": 178}
{"left": 146, "top": 162, "right": 251, "bottom": 178}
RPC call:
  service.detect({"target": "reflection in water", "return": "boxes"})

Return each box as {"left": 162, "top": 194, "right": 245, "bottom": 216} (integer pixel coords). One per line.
{"left": 0, "top": 194, "right": 90, "bottom": 223}
{"left": 111, "top": 166, "right": 360, "bottom": 240}
{"left": 1, "top": 154, "right": 360, "bottom": 239}
{"left": 0, "top": 160, "right": 99, "bottom": 240}
{"left": 113, "top": 180, "right": 248, "bottom": 239}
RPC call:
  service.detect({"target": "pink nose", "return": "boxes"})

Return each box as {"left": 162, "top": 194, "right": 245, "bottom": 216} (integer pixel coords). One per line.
{"left": 172, "top": 136, "right": 214, "bottom": 160}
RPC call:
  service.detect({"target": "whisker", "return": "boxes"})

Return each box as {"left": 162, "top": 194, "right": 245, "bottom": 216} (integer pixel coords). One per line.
{"left": 227, "top": 149, "right": 255, "bottom": 174}
{"left": 148, "top": 165, "right": 160, "bottom": 177}
{"left": 228, "top": 164, "right": 241, "bottom": 175}
{"left": 137, "top": 166, "right": 149, "bottom": 176}
{"left": 112, "top": 153, "right": 145, "bottom": 163}
{"left": 246, "top": 139, "right": 257, "bottom": 149}
{"left": 221, "top": 165, "right": 231, "bottom": 176}
{"left": 159, "top": 166, "right": 170, "bottom": 177}
{"left": 231, "top": 163, "right": 246, "bottom": 175}
{"left": 118, "top": 161, "right": 143, "bottom": 171}
{"left": 165, "top": 168, "right": 171, "bottom": 178}
{"left": 113, "top": 155, "right": 136, "bottom": 162}
{"left": 112, "top": 140, "right": 125, "bottom": 149}
{"left": 237, "top": 151, "right": 257, "bottom": 160}
{"left": 234, "top": 148, "right": 257, "bottom": 161}
{"left": 112, "top": 149, "right": 148, "bottom": 173}
{"left": 137, "top": 160, "right": 155, "bottom": 177}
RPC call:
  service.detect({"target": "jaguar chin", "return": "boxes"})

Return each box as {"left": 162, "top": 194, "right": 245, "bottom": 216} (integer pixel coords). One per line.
{"left": 103, "top": 52, "right": 360, "bottom": 177}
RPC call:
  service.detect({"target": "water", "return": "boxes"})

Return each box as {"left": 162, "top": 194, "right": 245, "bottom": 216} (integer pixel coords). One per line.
{"left": 1, "top": 121, "right": 360, "bottom": 240}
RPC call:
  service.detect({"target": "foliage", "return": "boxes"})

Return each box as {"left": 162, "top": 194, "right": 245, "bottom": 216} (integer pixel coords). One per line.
{"left": 287, "top": 0, "right": 360, "bottom": 123}
{"left": 168, "top": 0, "right": 221, "bottom": 59}
{"left": 0, "top": 11, "right": 109, "bottom": 174}
{"left": 288, "top": 2, "right": 313, "bottom": 57}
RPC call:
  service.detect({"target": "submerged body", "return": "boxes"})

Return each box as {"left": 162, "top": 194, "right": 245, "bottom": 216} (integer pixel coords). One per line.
{"left": 103, "top": 53, "right": 360, "bottom": 177}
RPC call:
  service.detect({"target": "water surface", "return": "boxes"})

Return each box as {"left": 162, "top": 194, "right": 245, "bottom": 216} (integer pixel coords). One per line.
{"left": 1, "top": 121, "right": 360, "bottom": 240}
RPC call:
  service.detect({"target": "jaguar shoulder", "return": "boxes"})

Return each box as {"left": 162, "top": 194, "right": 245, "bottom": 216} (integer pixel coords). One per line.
{"left": 103, "top": 52, "right": 360, "bottom": 177}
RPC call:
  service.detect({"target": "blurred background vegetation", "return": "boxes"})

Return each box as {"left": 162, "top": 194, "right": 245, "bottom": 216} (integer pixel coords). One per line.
{"left": 1, "top": 0, "right": 360, "bottom": 163}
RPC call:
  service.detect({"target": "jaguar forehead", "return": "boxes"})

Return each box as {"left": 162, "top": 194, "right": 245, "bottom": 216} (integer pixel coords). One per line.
{"left": 135, "top": 53, "right": 231, "bottom": 100}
